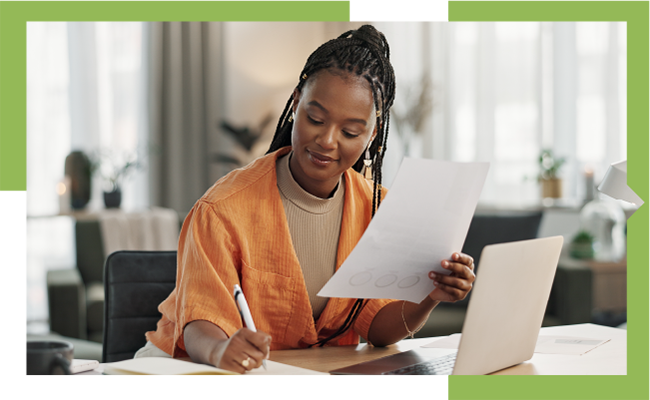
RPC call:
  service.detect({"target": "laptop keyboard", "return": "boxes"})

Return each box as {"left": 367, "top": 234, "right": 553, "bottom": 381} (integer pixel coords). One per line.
{"left": 381, "top": 352, "right": 457, "bottom": 375}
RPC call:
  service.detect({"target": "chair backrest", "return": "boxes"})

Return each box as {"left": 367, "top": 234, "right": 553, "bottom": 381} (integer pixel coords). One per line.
{"left": 102, "top": 251, "right": 177, "bottom": 363}
{"left": 448, "top": 211, "right": 544, "bottom": 308}
{"left": 461, "top": 211, "right": 544, "bottom": 267}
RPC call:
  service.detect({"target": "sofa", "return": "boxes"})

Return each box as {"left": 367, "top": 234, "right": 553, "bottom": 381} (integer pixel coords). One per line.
{"left": 46, "top": 208, "right": 180, "bottom": 344}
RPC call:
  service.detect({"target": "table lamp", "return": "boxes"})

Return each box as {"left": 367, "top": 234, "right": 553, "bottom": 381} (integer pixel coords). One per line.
{"left": 579, "top": 160, "right": 641, "bottom": 262}
{"left": 596, "top": 160, "right": 643, "bottom": 207}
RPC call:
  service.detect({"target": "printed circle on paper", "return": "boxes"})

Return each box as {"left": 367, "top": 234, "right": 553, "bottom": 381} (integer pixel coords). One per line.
{"left": 349, "top": 271, "right": 372, "bottom": 286}
{"left": 398, "top": 276, "right": 420, "bottom": 288}
{"left": 375, "top": 274, "right": 398, "bottom": 288}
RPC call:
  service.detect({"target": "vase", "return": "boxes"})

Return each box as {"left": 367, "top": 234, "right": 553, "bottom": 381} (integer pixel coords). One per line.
{"left": 64, "top": 151, "right": 92, "bottom": 209}
{"left": 541, "top": 178, "right": 562, "bottom": 199}
{"left": 103, "top": 188, "right": 122, "bottom": 209}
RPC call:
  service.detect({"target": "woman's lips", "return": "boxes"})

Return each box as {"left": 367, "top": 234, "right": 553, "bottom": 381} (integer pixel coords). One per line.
{"left": 308, "top": 150, "right": 335, "bottom": 166}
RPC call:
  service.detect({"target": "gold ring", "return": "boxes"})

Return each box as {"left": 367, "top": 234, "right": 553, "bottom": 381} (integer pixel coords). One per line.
{"left": 241, "top": 357, "right": 251, "bottom": 368}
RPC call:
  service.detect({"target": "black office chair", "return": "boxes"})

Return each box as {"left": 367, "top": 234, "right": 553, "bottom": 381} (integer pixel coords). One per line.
{"left": 457, "top": 211, "right": 543, "bottom": 298}
{"left": 417, "top": 211, "right": 544, "bottom": 338}
{"left": 461, "top": 211, "right": 544, "bottom": 267}
{"left": 456, "top": 211, "right": 544, "bottom": 305}
{"left": 102, "top": 251, "right": 177, "bottom": 363}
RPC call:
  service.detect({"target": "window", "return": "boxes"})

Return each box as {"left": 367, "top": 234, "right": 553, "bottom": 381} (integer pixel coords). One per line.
{"left": 26, "top": 22, "right": 146, "bottom": 329}
{"left": 380, "top": 22, "right": 626, "bottom": 207}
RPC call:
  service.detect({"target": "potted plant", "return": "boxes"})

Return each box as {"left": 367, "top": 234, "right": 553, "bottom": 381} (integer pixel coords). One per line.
{"left": 92, "top": 149, "right": 142, "bottom": 208}
{"left": 390, "top": 73, "right": 433, "bottom": 157}
{"left": 570, "top": 230, "right": 595, "bottom": 259}
{"left": 215, "top": 113, "right": 273, "bottom": 174}
{"left": 538, "top": 149, "right": 565, "bottom": 199}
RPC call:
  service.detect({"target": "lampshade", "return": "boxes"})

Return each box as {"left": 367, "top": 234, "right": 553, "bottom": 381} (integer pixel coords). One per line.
{"left": 597, "top": 160, "right": 644, "bottom": 206}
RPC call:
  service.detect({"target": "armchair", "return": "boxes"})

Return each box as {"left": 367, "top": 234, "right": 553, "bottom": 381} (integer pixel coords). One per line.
{"left": 46, "top": 208, "right": 180, "bottom": 344}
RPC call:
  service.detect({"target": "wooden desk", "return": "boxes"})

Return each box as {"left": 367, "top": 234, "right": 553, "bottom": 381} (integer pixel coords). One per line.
{"left": 270, "top": 336, "right": 431, "bottom": 373}
{"left": 270, "top": 323, "right": 626, "bottom": 375}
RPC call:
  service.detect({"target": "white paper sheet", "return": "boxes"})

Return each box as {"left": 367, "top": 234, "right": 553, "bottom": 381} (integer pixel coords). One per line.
{"left": 422, "top": 334, "right": 611, "bottom": 356}
{"left": 534, "top": 336, "right": 611, "bottom": 355}
{"left": 318, "top": 157, "right": 489, "bottom": 303}
{"left": 422, "top": 333, "right": 462, "bottom": 349}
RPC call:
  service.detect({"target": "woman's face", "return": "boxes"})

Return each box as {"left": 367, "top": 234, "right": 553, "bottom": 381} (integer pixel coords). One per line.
{"left": 290, "top": 70, "right": 377, "bottom": 198}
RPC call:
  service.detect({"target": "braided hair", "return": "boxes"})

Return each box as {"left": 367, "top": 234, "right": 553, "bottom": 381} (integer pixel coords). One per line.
{"left": 266, "top": 24, "right": 396, "bottom": 218}
{"left": 266, "top": 25, "right": 396, "bottom": 347}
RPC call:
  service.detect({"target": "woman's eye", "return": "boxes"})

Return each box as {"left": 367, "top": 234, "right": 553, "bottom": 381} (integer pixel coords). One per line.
{"left": 308, "top": 116, "right": 323, "bottom": 125}
{"left": 342, "top": 131, "right": 360, "bottom": 138}
{"left": 306, "top": 114, "right": 359, "bottom": 137}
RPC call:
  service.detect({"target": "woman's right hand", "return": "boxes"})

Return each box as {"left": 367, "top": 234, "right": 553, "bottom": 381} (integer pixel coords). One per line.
{"left": 184, "top": 320, "right": 272, "bottom": 374}
{"left": 211, "top": 328, "right": 272, "bottom": 373}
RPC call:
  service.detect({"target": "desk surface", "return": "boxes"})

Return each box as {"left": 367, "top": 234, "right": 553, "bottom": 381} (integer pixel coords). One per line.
{"left": 269, "top": 323, "right": 626, "bottom": 375}
{"left": 85, "top": 323, "right": 625, "bottom": 375}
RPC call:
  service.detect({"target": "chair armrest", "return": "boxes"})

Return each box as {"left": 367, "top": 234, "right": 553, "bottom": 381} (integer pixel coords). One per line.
{"left": 46, "top": 269, "right": 87, "bottom": 340}
{"left": 85, "top": 282, "right": 105, "bottom": 343}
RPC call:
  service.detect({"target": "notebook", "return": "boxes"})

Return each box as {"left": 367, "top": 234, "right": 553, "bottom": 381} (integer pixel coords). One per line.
{"left": 102, "top": 357, "right": 327, "bottom": 375}
{"left": 329, "top": 236, "right": 564, "bottom": 375}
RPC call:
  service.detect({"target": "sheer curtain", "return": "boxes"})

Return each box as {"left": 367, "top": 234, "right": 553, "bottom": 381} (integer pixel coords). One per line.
{"left": 27, "top": 22, "right": 148, "bottom": 216}
{"left": 26, "top": 21, "right": 147, "bottom": 327}
{"left": 378, "top": 22, "right": 626, "bottom": 207}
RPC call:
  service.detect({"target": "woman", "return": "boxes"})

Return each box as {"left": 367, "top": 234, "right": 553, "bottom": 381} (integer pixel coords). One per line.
{"left": 138, "top": 25, "right": 475, "bottom": 374}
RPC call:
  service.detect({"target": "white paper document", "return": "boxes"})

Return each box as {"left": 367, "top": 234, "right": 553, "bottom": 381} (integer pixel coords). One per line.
{"left": 318, "top": 157, "right": 489, "bottom": 303}
{"left": 422, "top": 333, "right": 463, "bottom": 349}
{"left": 423, "top": 334, "right": 610, "bottom": 356}
{"left": 534, "top": 336, "right": 611, "bottom": 355}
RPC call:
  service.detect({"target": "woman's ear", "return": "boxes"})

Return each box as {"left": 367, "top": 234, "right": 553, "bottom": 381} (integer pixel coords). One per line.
{"left": 369, "top": 126, "right": 378, "bottom": 147}
{"left": 292, "top": 88, "right": 301, "bottom": 114}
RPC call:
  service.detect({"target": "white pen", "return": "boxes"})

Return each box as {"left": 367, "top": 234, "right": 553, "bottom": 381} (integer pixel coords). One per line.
{"left": 233, "top": 284, "right": 267, "bottom": 370}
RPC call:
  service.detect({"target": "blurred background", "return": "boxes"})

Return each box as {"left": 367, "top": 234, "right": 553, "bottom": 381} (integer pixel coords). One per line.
{"left": 27, "top": 22, "right": 632, "bottom": 357}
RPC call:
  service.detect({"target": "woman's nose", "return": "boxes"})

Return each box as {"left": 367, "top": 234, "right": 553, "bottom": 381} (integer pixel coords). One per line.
{"left": 316, "top": 126, "right": 337, "bottom": 149}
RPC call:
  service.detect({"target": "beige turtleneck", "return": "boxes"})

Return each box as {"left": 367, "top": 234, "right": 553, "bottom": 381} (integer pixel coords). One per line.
{"left": 276, "top": 152, "right": 345, "bottom": 320}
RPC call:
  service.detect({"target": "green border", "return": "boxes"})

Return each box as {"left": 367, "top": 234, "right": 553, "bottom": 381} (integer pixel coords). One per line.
{"left": 6, "top": 1, "right": 647, "bottom": 399}
{"left": 449, "top": 4, "right": 648, "bottom": 400}
{"left": 0, "top": 1, "right": 349, "bottom": 190}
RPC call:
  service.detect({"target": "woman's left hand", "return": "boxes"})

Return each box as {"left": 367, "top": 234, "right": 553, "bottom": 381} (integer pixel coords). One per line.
{"left": 427, "top": 252, "right": 475, "bottom": 303}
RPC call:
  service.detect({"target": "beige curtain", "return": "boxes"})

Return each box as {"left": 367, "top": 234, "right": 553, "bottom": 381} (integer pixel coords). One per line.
{"left": 146, "top": 22, "right": 225, "bottom": 216}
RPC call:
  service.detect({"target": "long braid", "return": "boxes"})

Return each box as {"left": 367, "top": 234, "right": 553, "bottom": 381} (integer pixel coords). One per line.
{"left": 266, "top": 25, "right": 396, "bottom": 346}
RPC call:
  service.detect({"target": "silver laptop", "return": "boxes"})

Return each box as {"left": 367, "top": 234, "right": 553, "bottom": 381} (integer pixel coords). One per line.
{"left": 330, "top": 236, "right": 564, "bottom": 375}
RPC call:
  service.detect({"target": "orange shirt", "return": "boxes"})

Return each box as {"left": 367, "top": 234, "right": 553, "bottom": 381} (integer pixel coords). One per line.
{"left": 146, "top": 147, "right": 396, "bottom": 357}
